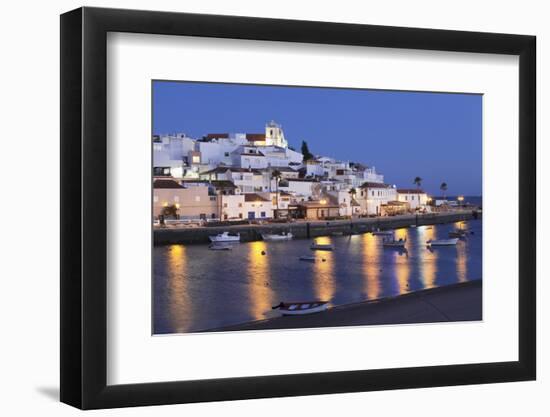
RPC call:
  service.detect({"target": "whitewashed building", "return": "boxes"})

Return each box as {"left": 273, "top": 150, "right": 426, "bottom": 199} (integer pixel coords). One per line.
{"left": 397, "top": 189, "right": 429, "bottom": 210}
{"left": 357, "top": 182, "right": 398, "bottom": 216}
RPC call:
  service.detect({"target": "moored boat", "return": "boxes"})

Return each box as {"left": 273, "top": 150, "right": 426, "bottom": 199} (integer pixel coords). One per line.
{"left": 261, "top": 232, "right": 293, "bottom": 241}
{"left": 209, "top": 243, "right": 232, "bottom": 251}
{"left": 272, "top": 301, "right": 329, "bottom": 315}
{"left": 427, "top": 238, "right": 459, "bottom": 246}
{"left": 372, "top": 228, "right": 393, "bottom": 236}
{"left": 310, "top": 243, "right": 334, "bottom": 251}
{"left": 448, "top": 230, "right": 467, "bottom": 238}
{"left": 299, "top": 255, "right": 316, "bottom": 262}
{"left": 209, "top": 231, "right": 240, "bottom": 243}
{"left": 382, "top": 237, "right": 406, "bottom": 248}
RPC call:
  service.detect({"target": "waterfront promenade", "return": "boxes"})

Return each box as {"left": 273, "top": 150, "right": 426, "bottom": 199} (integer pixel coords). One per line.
{"left": 154, "top": 209, "right": 479, "bottom": 245}
{"left": 204, "top": 280, "right": 482, "bottom": 332}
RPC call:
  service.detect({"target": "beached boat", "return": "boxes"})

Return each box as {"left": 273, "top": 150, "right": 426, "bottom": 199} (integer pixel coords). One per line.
{"left": 427, "top": 238, "right": 459, "bottom": 246}
{"left": 310, "top": 243, "right": 334, "bottom": 251}
{"left": 208, "top": 231, "right": 240, "bottom": 243}
{"left": 382, "top": 237, "right": 407, "bottom": 248}
{"left": 262, "top": 232, "right": 293, "bottom": 241}
{"left": 209, "top": 244, "right": 232, "bottom": 251}
{"left": 372, "top": 228, "right": 393, "bottom": 236}
{"left": 272, "top": 301, "right": 329, "bottom": 316}
{"left": 299, "top": 255, "right": 316, "bottom": 262}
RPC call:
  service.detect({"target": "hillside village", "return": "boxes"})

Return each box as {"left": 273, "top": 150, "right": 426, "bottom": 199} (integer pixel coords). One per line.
{"left": 153, "top": 121, "right": 432, "bottom": 223}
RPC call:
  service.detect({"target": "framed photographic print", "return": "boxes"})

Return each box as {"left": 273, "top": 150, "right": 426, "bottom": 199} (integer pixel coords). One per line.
{"left": 60, "top": 6, "right": 536, "bottom": 409}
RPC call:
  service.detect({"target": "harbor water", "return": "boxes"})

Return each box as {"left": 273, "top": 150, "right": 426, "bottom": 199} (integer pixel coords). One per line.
{"left": 153, "top": 219, "right": 482, "bottom": 334}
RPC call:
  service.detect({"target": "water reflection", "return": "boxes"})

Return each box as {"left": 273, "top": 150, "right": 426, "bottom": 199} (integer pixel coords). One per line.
{"left": 418, "top": 226, "right": 438, "bottom": 288}
{"left": 362, "top": 233, "right": 381, "bottom": 300}
{"left": 247, "top": 241, "right": 274, "bottom": 320}
{"left": 167, "top": 244, "right": 192, "bottom": 333}
{"left": 456, "top": 239, "right": 468, "bottom": 283}
{"left": 313, "top": 236, "right": 335, "bottom": 301}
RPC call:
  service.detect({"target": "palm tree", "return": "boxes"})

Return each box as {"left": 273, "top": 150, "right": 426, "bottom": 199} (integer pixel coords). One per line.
{"left": 272, "top": 169, "right": 282, "bottom": 215}
{"left": 348, "top": 187, "right": 357, "bottom": 216}
{"left": 413, "top": 177, "right": 422, "bottom": 210}
{"left": 440, "top": 182, "right": 448, "bottom": 201}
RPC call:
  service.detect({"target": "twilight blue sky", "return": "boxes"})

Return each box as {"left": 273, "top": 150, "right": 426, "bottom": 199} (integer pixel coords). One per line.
{"left": 153, "top": 81, "right": 482, "bottom": 196}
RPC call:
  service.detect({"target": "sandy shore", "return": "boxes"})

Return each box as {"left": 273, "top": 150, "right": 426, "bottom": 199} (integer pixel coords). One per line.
{"left": 204, "top": 280, "right": 482, "bottom": 332}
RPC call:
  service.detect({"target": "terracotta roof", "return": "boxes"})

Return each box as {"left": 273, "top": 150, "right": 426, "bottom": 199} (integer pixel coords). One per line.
{"left": 397, "top": 189, "right": 426, "bottom": 194}
{"left": 181, "top": 179, "right": 237, "bottom": 189}
{"left": 297, "top": 201, "right": 339, "bottom": 209}
{"left": 244, "top": 193, "right": 270, "bottom": 202}
{"left": 382, "top": 201, "right": 408, "bottom": 206}
{"left": 200, "top": 167, "right": 262, "bottom": 175}
{"left": 153, "top": 179, "right": 183, "bottom": 189}
{"left": 360, "top": 182, "right": 393, "bottom": 189}
{"left": 246, "top": 133, "right": 266, "bottom": 141}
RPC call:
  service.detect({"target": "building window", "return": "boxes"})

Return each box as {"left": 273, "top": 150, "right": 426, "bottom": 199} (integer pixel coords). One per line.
{"left": 192, "top": 155, "right": 200, "bottom": 164}
{"left": 224, "top": 203, "right": 228, "bottom": 208}
{"left": 372, "top": 191, "right": 375, "bottom": 197}
{"left": 238, "top": 203, "right": 243, "bottom": 207}
{"left": 153, "top": 195, "right": 158, "bottom": 203}
{"left": 211, "top": 213, "right": 216, "bottom": 219}
{"left": 261, "top": 211, "right": 266, "bottom": 217}
{"left": 195, "top": 196, "right": 200, "bottom": 202}
{"left": 224, "top": 152, "right": 229, "bottom": 157}
{"left": 238, "top": 213, "right": 243, "bottom": 219}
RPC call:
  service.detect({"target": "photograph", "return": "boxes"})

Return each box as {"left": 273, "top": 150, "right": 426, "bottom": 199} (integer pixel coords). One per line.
{"left": 152, "top": 81, "right": 483, "bottom": 335}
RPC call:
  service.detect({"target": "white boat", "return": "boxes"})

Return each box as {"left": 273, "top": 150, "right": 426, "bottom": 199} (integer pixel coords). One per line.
{"left": 272, "top": 301, "right": 329, "bottom": 316}
{"left": 310, "top": 243, "right": 334, "bottom": 251}
{"left": 209, "top": 244, "right": 232, "bottom": 251}
{"left": 372, "top": 228, "right": 393, "bottom": 236}
{"left": 382, "top": 237, "right": 406, "bottom": 248}
{"left": 299, "top": 255, "right": 316, "bottom": 262}
{"left": 427, "top": 238, "right": 459, "bottom": 246}
{"left": 208, "top": 232, "right": 240, "bottom": 243}
{"left": 262, "top": 232, "right": 293, "bottom": 241}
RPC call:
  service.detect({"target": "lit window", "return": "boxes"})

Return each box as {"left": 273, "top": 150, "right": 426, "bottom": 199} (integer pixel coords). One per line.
{"left": 192, "top": 155, "right": 200, "bottom": 164}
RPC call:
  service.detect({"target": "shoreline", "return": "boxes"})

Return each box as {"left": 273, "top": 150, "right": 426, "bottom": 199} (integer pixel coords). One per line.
{"left": 154, "top": 209, "right": 480, "bottom": 245}
{"left": 201, "top": 280, "right": 482, "bottom": 333}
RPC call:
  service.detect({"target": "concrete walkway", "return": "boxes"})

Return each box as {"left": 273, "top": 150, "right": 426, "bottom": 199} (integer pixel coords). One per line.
{"left": 205, "top": 280, "right": 482, "bottom": 332}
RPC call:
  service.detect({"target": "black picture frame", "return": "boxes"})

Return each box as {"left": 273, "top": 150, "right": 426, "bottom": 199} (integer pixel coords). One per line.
{"left": 60, "top": 6, "right": 536, "bottom": 410}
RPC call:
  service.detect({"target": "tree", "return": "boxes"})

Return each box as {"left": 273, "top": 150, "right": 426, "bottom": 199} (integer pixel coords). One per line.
{"left": 162, "top": 204, "right": 179, "bottom": 219}
{"left": 348, "top": 187, "right": 357, "bottom": 217}
{"left": 271, "top": 169, "right": 282, "bottom": 215}
{"left": 440, "top": 182, "right": 448, "bottom": 200}
{"left": 301, "top": 140, "right": 314, "bottom": 161}
{"left": 413, "top": 177, "right": 423, "bottom": 211}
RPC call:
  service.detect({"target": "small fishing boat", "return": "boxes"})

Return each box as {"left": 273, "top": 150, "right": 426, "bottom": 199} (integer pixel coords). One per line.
{"left": 299, "top": 255, "right": 316, "bottom": 262}
{"left": 427, "top": 238, "right": 459, "bottom": 246}
{"left": 272, "top": 301, "right": 329, "bottom": 316}
{"left": 372, "top": 228, "right": 393, "bottom": 236}
{"left": 209, "top": 244, "right": 232, "bottom": 251}
{"left": 209, "top": 231, "right": 240, "bottom": 243}
{"left": 261, "top": 232, "right": 293, "bottom": 241}
{"left": 310, "top": 243, "right": 334, "bottom": 251}
{"left": 448, "top": 230, "right": 467, "bottom": 238}
{"left": 382, "top": 237, "right": 406, "bottom": 248}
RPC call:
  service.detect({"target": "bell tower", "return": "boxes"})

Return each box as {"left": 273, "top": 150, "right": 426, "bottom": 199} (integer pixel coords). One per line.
{"left": 265, "top": 120, "right": 288, "bottom": 148}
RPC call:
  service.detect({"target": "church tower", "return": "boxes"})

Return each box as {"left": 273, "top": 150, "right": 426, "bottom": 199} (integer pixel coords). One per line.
{"left": 265, "top": 120, "right": 288, "bottom": 148}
